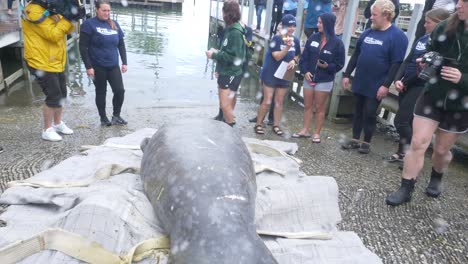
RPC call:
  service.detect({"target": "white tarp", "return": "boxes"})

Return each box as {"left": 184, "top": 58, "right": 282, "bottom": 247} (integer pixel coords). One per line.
{"left": 0, "top": 129, "right": 381, "bottom": 264}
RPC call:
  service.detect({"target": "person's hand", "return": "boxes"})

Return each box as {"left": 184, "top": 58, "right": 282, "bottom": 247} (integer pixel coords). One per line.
{"left": 206, "top": 48, "right": 217, "bottom": 59}
{"left": 288, "top": 60, "right": 296, "bottom": 70}
{"left": 317, "top": 60, "right": 328, "bottom": 69}
{"left": 441, "top": 66, "right": 462, "bottom": 84}
{"left": 121, "top": 64, "right": 127, "bottom": 73}
{"left": 376, "top": 86, "right": 389, "bottom": 100}
{"left": 282, "top": 36, "right": 293, "bottom": 47}
{"left": 342, "top": 77, "right": 350, "bottom": 91}
{"left": 214, "top": 72, "right": 219, "bottom": 78}
{"left": 394, "top": 80, "right": 405, "bottom": 92}
{"left": 86, "top": 68, "right": 94, "bottom": 78}
{"left": 305, "top": 72, "right": 313, "bottom": 82}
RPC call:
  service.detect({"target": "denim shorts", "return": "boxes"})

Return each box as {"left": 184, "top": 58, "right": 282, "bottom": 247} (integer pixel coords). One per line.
{"left": 303, "top": 80, "right": 334, "bottom": 92}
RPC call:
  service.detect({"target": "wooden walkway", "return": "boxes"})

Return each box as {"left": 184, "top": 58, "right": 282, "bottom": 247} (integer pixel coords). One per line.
{"left": 0, "top": 8, "right": 21, "bottom": 48}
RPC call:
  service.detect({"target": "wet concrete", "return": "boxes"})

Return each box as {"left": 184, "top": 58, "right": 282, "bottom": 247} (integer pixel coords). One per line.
{"left": 1, "top": 2, "right": 467, "bottom": 264}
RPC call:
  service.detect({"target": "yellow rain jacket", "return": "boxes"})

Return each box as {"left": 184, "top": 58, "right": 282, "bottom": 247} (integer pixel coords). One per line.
{"left": 22, "top": 3, "right": 74, "bottom": 72}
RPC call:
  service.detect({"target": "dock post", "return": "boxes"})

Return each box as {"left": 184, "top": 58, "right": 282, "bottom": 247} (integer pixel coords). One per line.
{"left": 327, "top": 0, "right": 359, "bottom": 121}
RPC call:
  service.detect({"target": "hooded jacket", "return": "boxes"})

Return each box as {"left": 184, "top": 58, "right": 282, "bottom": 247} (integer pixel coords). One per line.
{"left": 424, "top": 19, "right": 468, "bottom": 112}
{"left": 212, "top": 22, "right": 246, "bottom": 76}
{"left": 300, "top": 13, "right": 345, "bottom": 83}
{"left": 22, "top": 3, "right": 74, "bottom": 72}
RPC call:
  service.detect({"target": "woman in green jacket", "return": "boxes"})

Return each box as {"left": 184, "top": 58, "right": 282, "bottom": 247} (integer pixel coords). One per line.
{"left": 386, "top": 0, "right": 468, "bottom": 206}
{"left": 206, "top": 0, "right": 246, "bottom": 126}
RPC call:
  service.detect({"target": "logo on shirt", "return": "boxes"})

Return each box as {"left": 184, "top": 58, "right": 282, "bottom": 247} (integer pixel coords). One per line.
{"left": 364, "top": 37, "right": 383, "bottom": 46}
{"left": 323, "top": 50, "right": 332, "bottom": 55}
{"left": 280, "top": 45, "right": 296, "bottom": 52}
{"left": 96, "top": 27, "right": 118, "bottom": 36}
{"left": 223, "top": 38, "right": 228, "bottom": 47}
{"left": 311, "top": 41, "right": 319, "bottom": 48}
{"left": 415, "top": 41, "right": 426, "bottom": 51}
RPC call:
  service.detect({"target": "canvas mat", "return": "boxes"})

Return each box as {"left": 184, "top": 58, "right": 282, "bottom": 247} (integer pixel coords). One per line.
{"left": 0, "top": 128, "right": 381, "bottom": 264}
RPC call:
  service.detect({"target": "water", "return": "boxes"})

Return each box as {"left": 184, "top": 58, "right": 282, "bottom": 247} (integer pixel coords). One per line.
{"left": 0, "top": 1, "right": 260, "bottom": 108}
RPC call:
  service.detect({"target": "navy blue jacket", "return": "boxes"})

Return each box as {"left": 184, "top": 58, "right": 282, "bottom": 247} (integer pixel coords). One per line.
{"left": 300, "top": 13, "right": 345, "bottom": 83}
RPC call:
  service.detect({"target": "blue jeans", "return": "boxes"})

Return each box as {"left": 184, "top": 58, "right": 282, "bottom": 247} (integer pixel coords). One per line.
{"left": 8, "top": 0, "right": 14, "bottom": 9}
{"left": 255, "top": 4, "right": 265, "bottom": 30}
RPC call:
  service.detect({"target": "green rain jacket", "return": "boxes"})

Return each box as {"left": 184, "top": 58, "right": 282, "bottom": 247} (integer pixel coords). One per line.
{"left": 425, "top": 19, "right": 468, "bottom": 112}
{"left": 212, "top": 22, "right": 246, "bottom": 76}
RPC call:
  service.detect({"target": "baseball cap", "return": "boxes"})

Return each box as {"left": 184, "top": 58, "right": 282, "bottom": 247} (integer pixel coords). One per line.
{"left": 282, "top": 14, "right": 296, "bottom": 27}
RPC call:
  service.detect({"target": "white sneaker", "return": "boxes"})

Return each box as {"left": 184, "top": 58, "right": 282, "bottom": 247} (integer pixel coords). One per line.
{"left": 42, "top": 127, "right": 62, "bottom": 142}
{"left": 53, "top": 121, "right": 74, "bottom": 135}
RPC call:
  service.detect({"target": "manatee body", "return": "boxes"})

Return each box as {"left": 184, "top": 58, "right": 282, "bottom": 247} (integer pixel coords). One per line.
{"left": 140, "top": 119, "right": 277, "bottom": 264}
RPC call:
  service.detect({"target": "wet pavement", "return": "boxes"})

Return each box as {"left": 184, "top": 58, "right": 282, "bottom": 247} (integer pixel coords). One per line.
{"left": 1, "top": 2, "right": 467, "bottom": 264}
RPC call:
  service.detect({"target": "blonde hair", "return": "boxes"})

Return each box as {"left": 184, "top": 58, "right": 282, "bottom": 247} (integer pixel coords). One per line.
{"left": 372, "top": 0, "right": 396, "bottom": 21}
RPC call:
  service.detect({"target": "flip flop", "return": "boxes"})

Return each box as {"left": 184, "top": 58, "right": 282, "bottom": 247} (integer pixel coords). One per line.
{"left": 292, "top": 133, "right": 311, "bottom": 138}
{"left": 312, "top": 137, "right": 321, "bottom": 143}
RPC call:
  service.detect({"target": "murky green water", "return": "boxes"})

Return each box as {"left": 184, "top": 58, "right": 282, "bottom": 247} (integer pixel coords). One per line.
{"left": 0, "top": 1, "right": 261, "bottom": 108}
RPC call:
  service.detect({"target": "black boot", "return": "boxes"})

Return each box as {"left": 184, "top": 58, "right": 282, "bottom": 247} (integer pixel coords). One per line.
{"left": 386, "top": 178, "right": 416, "bottom": 206}
{"left": 425, "top": 168, "right": 443, "bottom": 198}
{"left": 213, "top": 108, "right": 224, "bottom": 122}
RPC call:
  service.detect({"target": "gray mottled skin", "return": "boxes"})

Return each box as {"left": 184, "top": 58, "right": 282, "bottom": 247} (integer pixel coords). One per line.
{"left": 140, "top": 119, "right": 277, "bottom": 264}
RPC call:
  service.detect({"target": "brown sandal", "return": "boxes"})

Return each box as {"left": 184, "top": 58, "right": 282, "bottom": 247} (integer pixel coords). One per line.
{"left": 272, "top": 126, "right": 283, "bottom": 136}
{"left": 254, "top": 125, "right": 265, "bottom": 134}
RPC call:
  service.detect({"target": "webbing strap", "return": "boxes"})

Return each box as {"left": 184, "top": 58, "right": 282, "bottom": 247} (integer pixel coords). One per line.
{"left": 0, "top": 228, "right": 170, "bottom": 264}
{"left": 7, "top": 164, "right": 140, "bottom": 189}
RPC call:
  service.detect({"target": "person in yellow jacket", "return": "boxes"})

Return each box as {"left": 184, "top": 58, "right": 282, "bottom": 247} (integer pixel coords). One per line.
{"left": 22, "top": 2, "right": 75, "bottom": 142}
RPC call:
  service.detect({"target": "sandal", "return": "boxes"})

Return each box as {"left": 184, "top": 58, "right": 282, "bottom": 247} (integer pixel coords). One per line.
{"left": 254, "top": 125, "right": 265, "bottom": 135}
{"left": 292, "top": 133, "right": 311, "bottom": 138}
{"left": 272, "top": 126, "right": 283, "bottom": 136}
{"left": 312, "top": 137, "right": 321, "bottom": 143}
{"left": 386, "top": 153, "right": 405, "bottom": 163}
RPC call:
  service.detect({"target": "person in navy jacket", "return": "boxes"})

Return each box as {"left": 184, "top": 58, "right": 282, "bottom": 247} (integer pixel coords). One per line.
{"left": 293, "top": 13, "right": 345, "bottom": 142}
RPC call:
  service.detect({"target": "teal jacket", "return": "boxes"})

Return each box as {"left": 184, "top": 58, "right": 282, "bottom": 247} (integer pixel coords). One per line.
{"left": 212, "top": 22, "right": 246, "bottom": 76}
{"left": 425, "top": 19, "right": 468, "bottom": 112}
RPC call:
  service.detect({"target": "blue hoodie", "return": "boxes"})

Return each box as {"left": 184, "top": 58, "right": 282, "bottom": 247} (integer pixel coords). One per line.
{"left": 300, "top": 13, "right": 345, "bottom": 83}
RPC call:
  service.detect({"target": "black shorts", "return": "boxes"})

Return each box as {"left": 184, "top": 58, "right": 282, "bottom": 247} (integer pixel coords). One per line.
{"left": 217, "top": 74, "right": 243, "bottom": 92}
{"left": 414, "top": 92, "right": 468, "bottom": 133}
{"left": 29, "top": 67, "right": 67, "bottom": 108}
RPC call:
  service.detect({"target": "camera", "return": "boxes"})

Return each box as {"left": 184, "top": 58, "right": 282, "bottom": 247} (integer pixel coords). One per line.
{"left": 32, "top": 0, "right": 86, "bottom": 21}
{"left": 418, "top": 51, "right": 444, "bottom": 81}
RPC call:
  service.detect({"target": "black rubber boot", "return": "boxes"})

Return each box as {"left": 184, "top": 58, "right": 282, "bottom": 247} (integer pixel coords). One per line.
{"left": 425, "top": 168, "right": 443, "bottom": 198}
{"left": 213, "top": 108, "right": 224, "bottom": 121}
{"left": 386, "top": 178, "right": 416, "bottom": 206}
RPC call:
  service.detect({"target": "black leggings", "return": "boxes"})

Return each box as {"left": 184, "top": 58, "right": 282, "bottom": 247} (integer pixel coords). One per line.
{"left": 352, "top": 94, "right": 381, "bottom": 143}
{"left": 93, "top": 65, "right": 125, "bottom": 118}
{"left": 394, "top": 86, "right": 424, "bottom": 154}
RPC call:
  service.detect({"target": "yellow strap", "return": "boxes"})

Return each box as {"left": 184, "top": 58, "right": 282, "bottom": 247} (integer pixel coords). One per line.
{"left": 0, "top": 228, "right": 169, "bottom": 264}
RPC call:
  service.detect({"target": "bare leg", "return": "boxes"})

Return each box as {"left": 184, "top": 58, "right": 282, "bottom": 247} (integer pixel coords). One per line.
{"left": 402, "top": 116, "right": 439, "bottom": 180}
{"left": 53, "top": 107, "right": 63, "bottom": 125}
{"left": 431, "top": 130, "right": 459, "bottom": 173}
{"left": 219, "top": 88, "right": 235, "bottom": 124}
{"left": 256, "top": 86, "right": 274, "bottom": 127}
{"left": 43, "top": 105, "right": 55, "bottom": 130}
{"left": 298, "top": 88, "right": 314, "bottom": 135}
{"left": 313, "top": 91, "right": 330, "bottom": 138}
{"left": 273, "top": 88, "right": 288, "bottom": 126}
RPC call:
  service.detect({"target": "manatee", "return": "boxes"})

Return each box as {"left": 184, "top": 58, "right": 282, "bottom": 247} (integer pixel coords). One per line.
{"left": 140, "top": 119, "right": 277, "bottom": 264}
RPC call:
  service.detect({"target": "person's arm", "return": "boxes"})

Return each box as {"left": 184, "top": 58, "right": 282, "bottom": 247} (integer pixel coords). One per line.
{"left": 383, "top": 63, "right": 402, "bottom": 88}
{"left": 211, "top": 31, "right": 244, "bottom": 64}
{"left": 327, "top": 40, "right": 345, "bottom": 74}
{"left": 79, "top": 32, "right": 93, "bottom": 70}
{"left": 118, "top": 38, "right": 127, "bottom": 66}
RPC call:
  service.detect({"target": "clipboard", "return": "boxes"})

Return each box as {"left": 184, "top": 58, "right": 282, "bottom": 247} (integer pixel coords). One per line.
{"left": 274, "top": 61, "right": 295, "bottom": 81}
